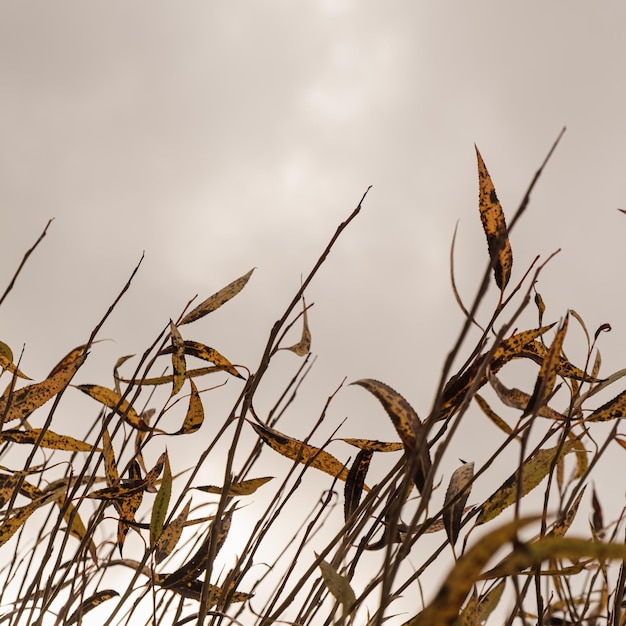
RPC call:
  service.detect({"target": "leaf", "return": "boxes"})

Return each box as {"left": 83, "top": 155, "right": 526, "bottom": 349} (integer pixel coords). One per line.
{"left": 488, "top": 371, "right": 567, "bottom": 421}
{"left": 176, "top": 378, "right": 204, "bottom": 435}
{"left": 518, "top": 340, "right": 598, "bottom": 383}
{"left": 160, "top": 340, "right": 242, "bottom": 378}
{"left": 549, "top": 487, "right": 586, "bottom": 538}
{"left": 117, "top": 462, "right": 143, "bottom": 555}
{"left": 340, "top": 438, "right": 404, "bottom": 452}
{"left": 76, "top": 384, "right": 153, "bottom": 432}
{"left": 439, "top": 325, "right": 556, "bottom": 421}
{"left": 344, "top": 449, "right": 372, "bottom": 521}
{"left": 0, "top": 341, "right": 30, "bottom": 380}
{"left": 161, "top": 509, "right": 233, "bottom": 588}
{"left": 474, "top": 394, "right": 517, "bottom": 438}
{"left": 195, "top": 476, "right": 273, "bottom": 496}
{"left": 119, "top": 366, "right": 225, "bottom": 386}
{"left": 587, "top": 386, "right": 626, "bottom": 422}
{"left": 102, "top": 428, "right": 120, "bottom": 489}
{"left": 475, "top": 146, "right": 512, "bottom": 290}
{"left": 0, "top": 350, "right": 85, "bottom": 423}
{"left": 179, "top": 268, "right": 255, "bottom": 326}
{"left": 351, "top": 379, "right": 431, "bottom": 493}
{"left": 0, "top": 428, "right": 95, "bottom": 452}
{"left": 480, "top": 536, "right": 626, "bottom": 580}
{"left": 457, "top": 580, "right": 506, "bottom": 626}
{"left": 317, "top": 556, "right": 356, "bottom": 613}
{"left": 524, "top": 314, "right": 569, "bottom": 416}
{"left": 476, "top": 441, "right": 577, "bottom": 525}
{"left": 150, "top": 451, "right": 172, "bottom": 547}
{"left": 250, "top": 421, "right": 351, "bottom": 485}
{"left": 0, "top": 493, "right": 55, "bottom": 549}
{"left": 66, "top": 590, "right": 119, "bottom": 626}
{"left": 284, "top": 298, "right": 311, "bottom": 356}
{"left": 443, "top": 461, "right": 474, "bottom": 545}
{"left": 155, "top": 499, "right": 192, "bottom": 565}
{"left": 169, "top": 322, "right": 186, "bottom": 396}
{"left": 402, "top": 518, "right": 535, "bottom": 626}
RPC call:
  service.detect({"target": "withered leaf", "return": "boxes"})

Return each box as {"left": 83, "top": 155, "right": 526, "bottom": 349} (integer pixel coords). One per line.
{"left": 179, "top": 268, "right": 255, "bottom": 326}
{"left": 0, "top": 428, "right": 95, "bottom": 452}
{"left": 160, "top": 340, "right": 241, "bottom": 378}
{"left": 66, "top": 590, "right": 119, "bottom": 626}
{"left": 443, "top": 461, "right": 474, "bottom": 545}
{"left": 250, "top": 421, "right": 350, "bottom": 485}
{"left": 195, "top": 476, "right": 273, "bottom": 496}
{"left": 169, "top": 322, "right": 186, "bottom": 396}
{"left": 344, "top": 449, "right": 372, "bottom": 521}
{"left": 476, "top": 146, "right": 513, "bottom": 290}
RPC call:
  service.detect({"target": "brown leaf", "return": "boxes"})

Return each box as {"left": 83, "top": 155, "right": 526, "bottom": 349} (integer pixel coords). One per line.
{"left": 340, "top": 438, "right": 404, "bottom": 452}
{"left": 160, "top": 340, "right": 242, "bottom": 378}
{"left": 344, "top": 449, "right": 372, "bottom": 521}
{"left": 195, "top": 476, "right": 273, "bottom": 496}
{"left": 169, "top": 322, "right": 186, "bottom": 396}
{"left": 66, "top": 590, "right": 119, "bottom": 626}
{"left": 352, "top": 379, "right": 430, "bottom": 492}
{"left": 443, "top": 461, "right": 474, "bottom": 545}
{"left": 284, "top": 298, "right": 311, "bottom": 356}
{"left": 175, "top": 378, "right": 204, "bottom": 435}
{"left": 476, "top": 146, "right": 513, "bottom": 290}
{"left": 0, "top": 428, "right": 95, "bottom": 452}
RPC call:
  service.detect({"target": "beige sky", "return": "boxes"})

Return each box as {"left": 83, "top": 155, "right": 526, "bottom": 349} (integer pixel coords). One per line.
{"left": 2, "top": 2, "right": 626, "bottom": 622}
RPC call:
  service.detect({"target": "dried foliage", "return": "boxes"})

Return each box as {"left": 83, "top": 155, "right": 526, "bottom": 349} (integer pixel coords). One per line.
{"left": 3, "top": 134, "right": 626, "bottom": 626}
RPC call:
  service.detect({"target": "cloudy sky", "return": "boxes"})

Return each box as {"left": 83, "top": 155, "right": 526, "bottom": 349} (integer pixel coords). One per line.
{"left": 1, "top": 1, "right": 626, "bottom": 621}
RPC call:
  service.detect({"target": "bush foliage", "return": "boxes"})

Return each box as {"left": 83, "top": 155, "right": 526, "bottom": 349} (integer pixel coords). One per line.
{"left": 2, "top": 131, "right": 626, "bottom": 625}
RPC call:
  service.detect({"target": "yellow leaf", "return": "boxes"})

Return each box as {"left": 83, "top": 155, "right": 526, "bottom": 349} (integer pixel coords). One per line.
{"left": 76, "top": 384, "right": 154, "bottom": 432}
{"left": 457, "top": 580, "right": 506, "bottom": 626}
{"left": 340, "top": 438, "right": 404, "bottom": 452}
{"left": 477, "top": 440, "right": 577, "bottom": 525}
{"left": 0, "top": 493, "right": 55, "bottom": 549}
{"left": 250, "top": 421, "right": 350, "bottom": 484}
{"left": 155, "top": 499, "right": 191, "bottom": 565}
{"left": 161, "top": 340, "right": 242, "bottom": 378}
{"left": 587, "top": 387, "right": 626, "bottom": 422}
{"left": 475, "top": 146, "right": 513, "bottom": 290}
{"left": 169, "top": 322, "right": 186, "bottom": 396}
{"left": 119, "top": 365, "right": 224, "bottom": 386}
{"left": 0, "top": 428, "right": 95, "bottom": 452}
{"left": 102, "top": 428, "right": 119, "bottom": 489}
{"left": 549, "top": 487, "right": 586, "bottom": 538}
{"left": 56, "top": 497, "right": 98, "bottom": 562}
{"left": 0, "top": 351, "right": 85, "bottom": 423}
{"left": 176, "top": 378, "right": 204, "bottom": 435}
{"left": 0, "top": 341, "right": 30, "bottom": 380}
{"left": 179, "top": 268, "right": 255, "bottom": 326}
{"left": 195, "top": 476, "right": 273, "bottom": 496}
{"left": 150, "top": 451, "right": 171, "bottom": 547}
{"left": 117, "top": 461, "right": 143, "bottom": 555}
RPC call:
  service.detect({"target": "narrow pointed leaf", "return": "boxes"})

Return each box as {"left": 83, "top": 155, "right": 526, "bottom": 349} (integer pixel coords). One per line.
{"left": 457, "top": 580, "right": 506, "bottom": 626}
{"left": 476, "top": 146, "right": 512, "bottom": 290}
{"left": 351, "top": 379, "right": 430, "bottom": 492}
{"left": 180, "top": 268, "right": 255, "bottom": 325}
{"left": 161, "top": 340, "right": 242, "bottom": 378}
{"left": 195, "top": 476, "right": 273, "bottom": 496}
{"left": 477, "top": 440, "right": 577, "bottom": 525}
{"left": 0, "top": 428, "right": 95, "bottom": 452}
{"left": 524, "top": 314, "right": 569, "bottom": 416}
{"left": 66, "top": 590, "right": 119, "bottom": 626}
{"left": 340, "top": 438, "right": 404, "bottom": 452}
{"left": 120, "top": 366, "right": 224, "bottom": 386}
{"left": 0, "top": 494, "right": 56, "bottom": 549}
{"left": 169, "top": 322, "right": 186, "bottom": 396}
{"left": 117, "top": 461, "right": 143, "bottom": 555}
{"left": 250, "top": 421, "right": 351, "bottom": 485}
{"left": 587, "top": 387, "right": 626, "bottom": 422}
{"left": 76, "top": 384, "right": 153, "bottom": 432}
{"left": 155, "top": 499, "right": 192, "bottom": 565}
{"left": 0, "top": 351, "right": 85, "bottom": 423}
{"left": 550, "top": 487, "right": 586, "bottom": 538}
{"left": 150, "top": 451, "right": 172, "bottom": 547}
{"left": 443, "top": 461, "right": 474, "bottom": 545}
{"left": 344, "top": 449, "right": 372, "bottom": 521}
{"left": 102, "top": 428, "right": 119, "bottom": 489}
{"left": 317, "top": 556, "right": 356, "bottom": 611}
{"left": 56, "top": 497, "right": 98, "bottom": 562}
{"left": 176, "top": 378, "right": 204, "bottom": 435}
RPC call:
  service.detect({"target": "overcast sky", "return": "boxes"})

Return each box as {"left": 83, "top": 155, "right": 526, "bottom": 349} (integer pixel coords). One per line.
{"left": 2, "top": 1, "right": 626, "bottom": 622}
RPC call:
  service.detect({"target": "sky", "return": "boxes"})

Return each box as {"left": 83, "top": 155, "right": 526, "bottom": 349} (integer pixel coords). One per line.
{"left": 2, "top": 1, "right": 626, "bottom": 623}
